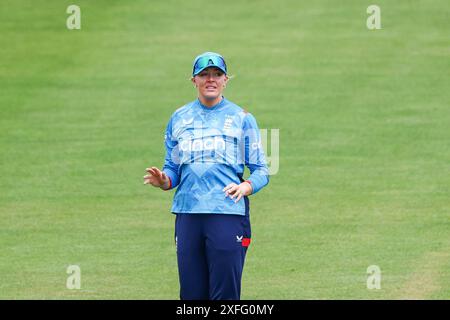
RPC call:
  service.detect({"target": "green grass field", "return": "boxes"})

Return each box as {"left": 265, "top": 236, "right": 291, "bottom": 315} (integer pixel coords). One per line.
{"left": 1, "top": 0, "right": 449, "bottom": 299}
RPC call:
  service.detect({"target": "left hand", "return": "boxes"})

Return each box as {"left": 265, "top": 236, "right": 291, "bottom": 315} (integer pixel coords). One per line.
{"left": 223, "top": 182, "right": 253, "bottom": 203}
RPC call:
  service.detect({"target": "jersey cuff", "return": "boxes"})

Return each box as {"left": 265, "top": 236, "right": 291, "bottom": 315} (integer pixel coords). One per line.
{"left": 162, "top": 176, "right": 172, "bottom": 191}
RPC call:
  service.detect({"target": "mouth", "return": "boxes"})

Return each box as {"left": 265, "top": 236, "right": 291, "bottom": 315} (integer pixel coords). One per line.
{"left": 205, "top": 86, "right": 217, "bottom": 90}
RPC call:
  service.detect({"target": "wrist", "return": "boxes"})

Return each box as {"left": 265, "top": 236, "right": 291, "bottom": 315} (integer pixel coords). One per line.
{"left": 160, "top": 177, "right": 172, "bottom": 191}
{"left": 244, "top": 180, "right": 253, "bottom": 195}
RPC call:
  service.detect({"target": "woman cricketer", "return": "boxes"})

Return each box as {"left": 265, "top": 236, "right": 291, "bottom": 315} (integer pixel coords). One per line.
{"left": 144, "top": 52, "right": 269, "bottom": 300}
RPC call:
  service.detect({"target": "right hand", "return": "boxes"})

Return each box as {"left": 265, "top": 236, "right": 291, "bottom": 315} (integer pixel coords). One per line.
{"left": 144, "top": 166, "right": 170, "bottom": 190}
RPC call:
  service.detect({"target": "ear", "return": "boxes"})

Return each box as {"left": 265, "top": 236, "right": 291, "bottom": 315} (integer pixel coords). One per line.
{"left": 191, "top": 77, "right": 197, "bottom": 87}
{"left": 223, "top": 75, "right": 229, "bottom": 87}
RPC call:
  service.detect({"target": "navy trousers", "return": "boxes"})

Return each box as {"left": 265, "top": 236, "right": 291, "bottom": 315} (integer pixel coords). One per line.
{"left": 175, "top": 213, "right": 251, "bottom": 300}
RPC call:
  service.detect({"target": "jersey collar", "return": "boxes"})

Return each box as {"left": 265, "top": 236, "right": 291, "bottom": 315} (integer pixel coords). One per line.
{"left": 196, "top": 96, "right": 226, "bottom": 111}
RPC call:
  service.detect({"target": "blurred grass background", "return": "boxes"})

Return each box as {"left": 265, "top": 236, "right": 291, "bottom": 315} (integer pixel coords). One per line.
{"left": 0, "top": 0, "right": 449, "bottom": 299}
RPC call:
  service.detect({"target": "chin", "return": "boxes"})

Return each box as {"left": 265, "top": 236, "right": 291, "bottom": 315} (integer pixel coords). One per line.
{"left": 203, "top": 93, "right": 220, "bottom": 100}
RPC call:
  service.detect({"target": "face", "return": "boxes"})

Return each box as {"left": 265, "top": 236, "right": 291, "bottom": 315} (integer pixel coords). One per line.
{"left": 192, "top": 67, "right": 228, "bottom": 101}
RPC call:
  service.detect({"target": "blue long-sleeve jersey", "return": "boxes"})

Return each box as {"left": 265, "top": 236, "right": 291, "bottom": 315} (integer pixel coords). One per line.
{"left": 162, "top": 97, "right": 269, "bottom": 215}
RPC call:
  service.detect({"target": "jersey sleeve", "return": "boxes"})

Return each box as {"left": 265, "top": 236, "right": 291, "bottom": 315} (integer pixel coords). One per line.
{"left": 242, "top": 113, "right": 270, "bottom": 194}
{"left": 162, "top": 116, "right": 180, "bottom": 190}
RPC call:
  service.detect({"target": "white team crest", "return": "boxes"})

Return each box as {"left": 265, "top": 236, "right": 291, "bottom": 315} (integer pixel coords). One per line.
{"left": 236, "top": 235, "right": 243, "bottom": 242}
{"left": 223, "top": 115, "right": 233, "bottom": 130}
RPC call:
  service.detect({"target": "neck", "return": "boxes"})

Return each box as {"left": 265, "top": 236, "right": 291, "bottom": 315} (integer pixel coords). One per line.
{"left": 199, "top": 95, "right": 223, "bottom": 108}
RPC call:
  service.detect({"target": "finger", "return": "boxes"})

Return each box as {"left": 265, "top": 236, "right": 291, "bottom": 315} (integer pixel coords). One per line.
{"left": 235, "top": 192, "right": 243, "bottom": 203}
{"left": 157, "top": 172, "right": 165, "bottom": 184}
{"left": 150, "top": 170, "right": 159, "bottom": 179}
{"left": 144, "top": 177, "right": 158, "bottom": 186}
{"left": 152, "top": 167, "right": 161, "bottom": 174}
{"left": 153, "top": 167, "right": 164, "bottom": 179}
{"left": 143, "top": 175, "right": 154, "bottom": 183}
{"left": 149, "top": 167, "right": 162, "bottom": 181}
{"left": 225, "top": 185, "right": 239, "bottom": 196}
{"left": 222, "top": 183, "right": 236, "bottom": 192}
{"left": 227, "top": 184, "right": 239, "bottom": 192}
{"left": 147, "top": 167, "right": 160, "bottom": 176}
{"left": 229, "top": 187, "right": 241, "bottom": 199}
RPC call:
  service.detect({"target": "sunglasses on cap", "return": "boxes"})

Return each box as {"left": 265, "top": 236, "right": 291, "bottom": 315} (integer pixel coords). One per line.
{"left": 192, "top": 55, "right": 227, "bottom": 77}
